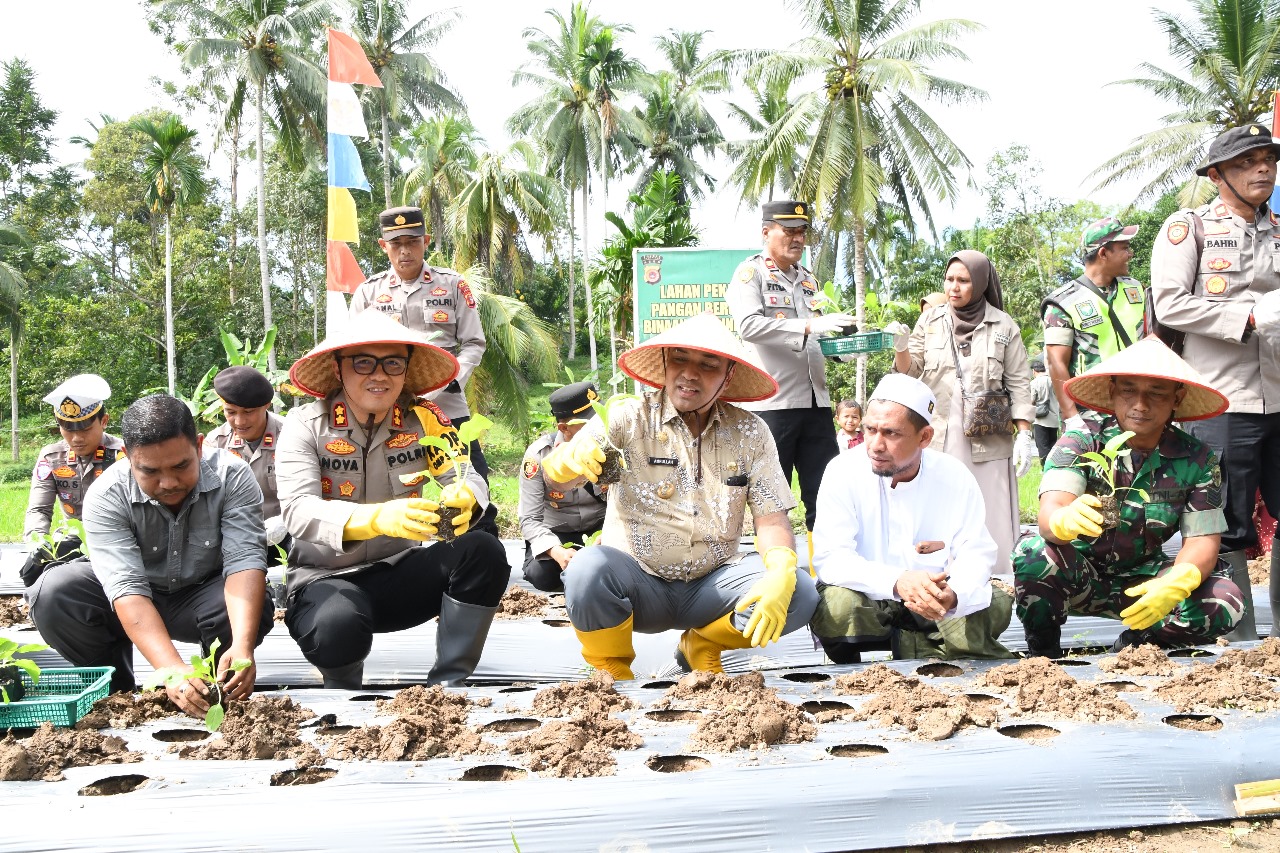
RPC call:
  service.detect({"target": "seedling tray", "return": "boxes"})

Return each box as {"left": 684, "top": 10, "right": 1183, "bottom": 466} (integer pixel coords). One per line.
{"left": 820, "top": 331, "right": 891, "bottom": 356}
{"left": 0, "top": 667, "right": 112, "bottom": 728}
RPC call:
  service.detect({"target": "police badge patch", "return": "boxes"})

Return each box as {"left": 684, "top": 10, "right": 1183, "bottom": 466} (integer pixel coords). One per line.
{"left": 522, "top": 459, "right": 539, "bottom": 479}
{"left": 1167, "top": 222, "right": 1189, "bottom": 245}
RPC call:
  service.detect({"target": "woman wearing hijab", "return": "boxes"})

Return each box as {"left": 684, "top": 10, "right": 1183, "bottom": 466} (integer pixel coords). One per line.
{"left": 888, "top": 251, "right": 1036, "bottom": 572}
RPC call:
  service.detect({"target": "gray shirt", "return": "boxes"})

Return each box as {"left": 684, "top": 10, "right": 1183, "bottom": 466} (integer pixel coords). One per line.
{"left": 518, "top": 430, "right": 607, "bottom": 556}
{"left": 82, "top": 445, "right": 267, "bottom": 603}
{"left": 1031, "top": 373, "right": 1059, "bottom": 429}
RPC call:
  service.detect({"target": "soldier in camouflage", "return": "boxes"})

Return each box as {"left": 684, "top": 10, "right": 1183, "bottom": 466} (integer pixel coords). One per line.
{"left": 1014, "top": 338, "right": 1242, "bottom": 656}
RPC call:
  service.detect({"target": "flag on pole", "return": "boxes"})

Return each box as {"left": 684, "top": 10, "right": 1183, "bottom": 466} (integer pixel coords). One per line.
{"left": 1272, "top": 91, "right": 1280, "bottom": 215}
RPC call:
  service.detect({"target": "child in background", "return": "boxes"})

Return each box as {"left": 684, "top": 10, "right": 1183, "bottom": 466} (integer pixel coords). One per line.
{"left": 835, "top": 400, "right": 864, "bottom": 452}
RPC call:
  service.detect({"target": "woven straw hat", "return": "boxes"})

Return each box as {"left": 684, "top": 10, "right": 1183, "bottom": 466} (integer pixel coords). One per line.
{"left": 288, "top": 310, "right": 459, "bottom": 398}
{"left": 617, "top": 312, "right": 777, "bottom": 403}
{"left": 1064, "top": 337, "right": 1228, "bottom": 422}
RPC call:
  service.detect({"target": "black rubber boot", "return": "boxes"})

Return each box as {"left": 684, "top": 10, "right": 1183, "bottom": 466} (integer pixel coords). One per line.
{"left": 318, "top": 660, "right": 364, "bottom": 690}
{"left": 426, "top": 594, "right": 497, "bottom": 686}
{"left": 1269, "top": 541, "right": 1280, "bottom": 639}
{"left": 1023, "top": 626, "right": 1063, "bottom": 659}
{"left": 1223, "top": 550, "right": 1258, "bottom": 642}
{"left": 1111, "top": 628, "right": 1157, "bottom": 652}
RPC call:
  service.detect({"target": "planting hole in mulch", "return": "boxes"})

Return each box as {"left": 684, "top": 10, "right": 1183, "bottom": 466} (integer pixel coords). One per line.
{"left": 461, "top": 764, "right": 529, "bottom": 781}
{"left": 1065, "top": 646, "right": 1112, "bottom": 658}
{"left": 1097, "top": 681, "right": 1141, "bottom": 693}
{"left": 802, "top": 700, "right": 853, "bottom": 715}
{"left": 916, "top": 663, "right": 964, "bottom": 678}
{"left": 152, "top": 729, "right": 210, "bottom": 743}
{"left": 646, "top": 754, "right": 711, "bottom": 773}
{"left": 998, "top": 723, "right": 1060, "bottom": 740}
{"left": 349, "top": 694, "right": 394, "bottom": 702}
{"left": 828, "top": 744, "right": 889, "bottom": 758}
{"left": 482, "top": 718, "right": 541, "bottom": 733}
{"left": 495, "top": 585, "right": 549, "bottom": 620}
{"left": 781, "top": 672, "right": 830, "bottom": 683}
{"left": 77, "top": 774, "right": 150, "bottom": 796}
{"left": 964, "top": 693, "right": 1005, "bottom": 708}
{"left": 1163, "top": 714, "right": 1223, "bottom": 731}
{"left": 499, "top": 686, "right": 536, "bottom": 693}
{"left": 645, "top": 709, "right": 702, "bottom": 722}
{"left": 643, "top": 681, "right": 677, "bottom": 690}
{"left": 317, "top": 724, "right": 355, "bottom": 735}
{"left": 271, "top": 767, "right": 338, "bottom": 786}
{"left": 542, "top": 619, "right": 572, "bottom": 628}
{"left": 1168, "top": 647, "right": 1217, "bottom": 658}
{"left": 1054, "top": 658, "right": 1091, "bottom": 667}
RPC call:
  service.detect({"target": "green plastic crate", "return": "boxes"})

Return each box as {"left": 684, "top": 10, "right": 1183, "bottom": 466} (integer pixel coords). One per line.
{"left": 0, "top": 667, "right": 113, "bottom": 728}
{"left": 819, "top": 331, "right": 892, "bottom": 357}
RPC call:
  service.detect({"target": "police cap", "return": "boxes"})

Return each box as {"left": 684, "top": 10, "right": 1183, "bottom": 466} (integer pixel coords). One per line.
{"left": 549, "top": 381, "right": 599, "bottom": 423}
{"left": 42, "top": 374, "right": 111, "bottom": 431}
{"left": 378, "top": 206, "right": 427, "bottom": 239}
{"left": 762, "top": 200, "right": 811, "bottom": 225}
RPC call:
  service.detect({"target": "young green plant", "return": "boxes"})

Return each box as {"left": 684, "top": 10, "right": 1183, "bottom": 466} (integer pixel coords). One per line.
{"left": 399, "top": 414, "right": 494, "bottom": 542}
{"left": 143, "top": 638, "right": 250, "bottom": 732}
{"left": 1073, "top": 430, "right": 1150, "bottom": 529}
{"left": 589, "top": 394, "right": 639, "bottom": 485}
{"left": 0, "top": 637, "right": 49, "bottom": 703}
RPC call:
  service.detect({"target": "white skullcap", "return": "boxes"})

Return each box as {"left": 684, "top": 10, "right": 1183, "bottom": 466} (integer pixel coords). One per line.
{"left": 869, "top": 373, "right": 936, "bottom": 424}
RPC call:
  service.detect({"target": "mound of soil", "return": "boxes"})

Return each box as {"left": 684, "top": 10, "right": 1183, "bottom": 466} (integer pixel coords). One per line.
{"left": 495, "top": 585, "right": 550, "bottom": 619}
{"left": 179, "top": 696, "right": 314, "bottom": 761}
{"left": 76, "top": 690, "right": 177, "bottom": 730}
{"left": 0, "top": 596, "right": 28, "bottom": 628}
{"left": 980, "top": 658, "right": 1136, "bottom": 722}
{"left": 1096, "top": 644, "right": 1179, "bottom": 677}
{"left": 1155, "top": 655, "right": 1280, "bottom": 713}
{"left": 325, "top": 714, "right": 491, "bottom": 761}
{"left": 378, "top": 684, "right": 474, "bottom": 717}
{"left": 833, "top": 667, "right": 997, "bottom": 741}
{"left": 1222, "top": 636, "right": 1280, "bottom": 677}
{"left": 832, "top": 663, "right": 912, "bottom": 696}
{"left": 506, "top": 715, "right": 641, "bottom": 777}
{"left": 0, "top": 723, "right": 141, "bottom": 781}
{"left": 657, "top": 672, "right": 816, "bottom": 751}
{"left": 531, "top": 672, "right": 635, "bottom": 717}
{"left": 1248, "top": 555, "right": 1271, "bottom": 586}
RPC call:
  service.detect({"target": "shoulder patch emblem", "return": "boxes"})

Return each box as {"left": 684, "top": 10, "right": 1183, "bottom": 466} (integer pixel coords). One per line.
{"left": 1123, "top": 285, "right": 1143, "bottom": 304}
{"left": 34, "top": 460, "right": 52, "bottom": 480}
{"left": 1207, "top": 257, "right": 1232, "bottom": 271}
{"left": 1167, "top": 222, "right": 1188, "bottom": 245}
{"left": 321, "top": 477, "right": 332, "bottom": 495}
{"left": 458, "top": 281, "right": 476, "bottom": 308}
{"left": 421, "top": 401, "right": 451, "bottom": 426}
{"left": 523, "top": 459, "right": 539, "bottom": 479}
{"left": 431, "top": 286, "right": 448, "bottom": 297}
{"left": 735, "top": 264, "right": 754, "bottom": 283}
{"left": 775, "top": 312, "right": 787, "bottom": 319}
{"left": 338, "top": 480, "right": 356, "bottom": 498}
{"left": 386, "top": 432, "right": 419, "bottom": 449}
{"left": 325, "top": 439, "right": 356, "bottom": 455}
{"left": 52, "top": 465, "right": 76, "bottom": 478}
{"left": 432, "top": 310, "right": 449, "bottom": 322}
{"left": 376, "top": 293, "right": 393, "bottom": 303}
{"left": 1075, "top": 301, "right": 1098, "bottom": 319}
{"left": 1205, "top": 275, "right": 1227, "bottom": 295}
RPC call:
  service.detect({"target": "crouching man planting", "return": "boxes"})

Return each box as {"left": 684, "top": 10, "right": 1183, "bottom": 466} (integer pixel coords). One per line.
{"left": 811, "top": 374, "right": 1014, "bottom": 662}
{"left": 28, "top": 394, "right": 273, "bottom": 717}
{"left": 1014, "top": 338, "right": 1243, "bottom": 656}
{"left": 542, "top": 313, "right": 818, "bottom": 678}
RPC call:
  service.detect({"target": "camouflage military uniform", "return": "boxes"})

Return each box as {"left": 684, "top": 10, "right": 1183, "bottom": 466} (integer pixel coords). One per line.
{"left": 1013, "top": 415, "right": 1244, "bottom": 644}
{"left": 1042, "top": 275, "right": 1146, "bottom": 377}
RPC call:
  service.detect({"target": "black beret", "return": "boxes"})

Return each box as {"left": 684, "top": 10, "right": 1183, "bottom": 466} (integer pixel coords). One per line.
{"left": 213, "top": 366, "right": 274, "bottom": 408}
{"left": 379, "top": 205, "right": 427, "bottom": 238}
{"left": 549, "top": 381, "right": 599, "bottom": 421}
{"left": 762, "top": 200, "right": 811, "bottom": 224}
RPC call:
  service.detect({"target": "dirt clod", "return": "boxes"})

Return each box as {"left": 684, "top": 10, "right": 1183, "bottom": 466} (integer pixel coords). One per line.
{"left": 835, "top": 666, "right": 997, "bottom": 741}
{"left": 179, "top": 696, "right": 314, "bottom": 761}
{"left": 1096, "top": 644, "right": 1179, "bottom": 676}
{"left": 980, "top": 658, "right": 1136, "bottom": 722}
{"left": 327, "top": 687, "right": 489, "bottom": 761}
{"left": 0, "top": 723, "right": 141, "bottom": 782}
{"left": 1155, "top": 653, "right": 1280, "bottom": 712}
{"left": 495, "top": 585, "right": 550, "bottom": 619}
{"left": 657, "top": 672, "right": 816, "bottom": 751}
{"left": 0, "top": 596, "right": 29, "bottom": 628}
{"left": 530, "top": 672, "right": 635, "bottom": 717}
{"left": 832, "top": 663, "right": 911, "bottom": 696}
{"left": 76, "top": 690, "right": 177, "bottom": 730}
{"left": 506, "top": 715, "right": 641, "bottom": 777}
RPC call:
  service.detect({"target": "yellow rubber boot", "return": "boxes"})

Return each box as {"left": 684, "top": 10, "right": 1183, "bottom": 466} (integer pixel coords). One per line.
{"left": 574, "top": 614, "right": 636, "bottom": 680}
{"left": 807, "top": 531, "right": 816, "bottom": 578}
{"left": 678, "top": 613, "right": 752, "bottom": 673}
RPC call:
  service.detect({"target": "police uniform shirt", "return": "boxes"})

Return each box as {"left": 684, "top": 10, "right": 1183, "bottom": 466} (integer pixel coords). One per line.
{"left": 725, "top": 253, "right": 830, "bottom": 410}
{"left": 275, "top": 393, "right": 489, "bottom": 594}
{"left": 206, "top": 412, "right": 286, "bottom": 519}
{"left": 518, "top": 431, "right": 607, "bottom": 557}
{"left": 1150, "top": 195, "right": 1280, "bottom": 414}
{"left": 348, "top": 266, "right": 487, "bottom": 422}
{"left": 23, "top": 433, "right": 126, "bottom": 541}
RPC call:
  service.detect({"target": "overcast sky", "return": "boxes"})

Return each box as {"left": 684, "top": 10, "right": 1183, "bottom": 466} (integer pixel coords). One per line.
{"left": 0, "top": 0, "right": 1187, "bottom": 254}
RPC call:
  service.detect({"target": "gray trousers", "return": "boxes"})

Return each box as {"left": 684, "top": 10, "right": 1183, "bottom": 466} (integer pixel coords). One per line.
{"left": 27, "top": 559, "right": 273, "bottom": 693}
{"left": 564, "top": 544, "right": 818, "bottom": 635}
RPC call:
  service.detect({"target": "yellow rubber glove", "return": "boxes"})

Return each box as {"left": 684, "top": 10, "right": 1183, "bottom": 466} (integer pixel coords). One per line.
{"left": 543, "top": 433, "right": 606, "bottom": 484}
{"left": 439, "top": 481, "right": 476, "bottom": 537}
{"left": 735, "top": 546, "right": 799, "bottom": 647}
{"left": 1120, "top": 564, "right": 1202, "bottom": 630}
{"left": 1048, "top": 494, "right": 1104, "bottom": 541}
{"left": 343, "top": 498, "right": 440, "bottom": 542}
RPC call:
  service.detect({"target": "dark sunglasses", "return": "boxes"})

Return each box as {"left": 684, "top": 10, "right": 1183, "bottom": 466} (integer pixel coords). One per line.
{"left": 338, "top": 354, "right": 410, "bottom": 376}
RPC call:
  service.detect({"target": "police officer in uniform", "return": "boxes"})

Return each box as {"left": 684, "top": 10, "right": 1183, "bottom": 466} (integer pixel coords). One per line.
{"left": 1042, "top": 217, "right": 1144, "bottom": 429}
{"left": 518, "top": 381, "right": 607, "bottom": 592}
{"left": 207, "top": 366, "right": 287, "bottom": 551}
{"left": 1151, "top": 123, "right": 1280, "bottom": 641}
{"left": 726, "top": 201, "right": 855, "bottom": 550}
{"left": 349, "top": 205, "right": 490, "bottom": 480}
{"left": 21, "top": 374, "right": 125, "bottom": 586}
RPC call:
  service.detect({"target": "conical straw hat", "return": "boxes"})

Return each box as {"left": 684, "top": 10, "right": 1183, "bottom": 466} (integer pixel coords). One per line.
{"left": 288, "top": 310, "right": 459, "bottom": 398}
{"left": 617, "top": 312, "right": 778, "bottom": 403}
{"left": 1064, "top": 337, "right": 1228, "bottom": 421}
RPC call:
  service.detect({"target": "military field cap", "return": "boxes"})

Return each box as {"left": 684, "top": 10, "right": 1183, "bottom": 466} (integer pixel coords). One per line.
{"left": 549, "top": 381, "right": 600, "bottom": 422}
{"left": 762, "top": 200, "right": 810, "bottom": 224}
{"left": 213, "top": 366, "right": 274, "bottom": 408}
{"left": 43, "top": 374, "right": 110, "bottom": 430}
{"left": 378, "top": 205, "right": 427, "bottom": 239}
{"left": 1081, "top": 216, "right": 1139, "bottom": 252}
{"left": 618, "top": 312, "right": 778, "bottom": 403}
{"left": 868, "top": 373, "right": 936, "bottom": 425}
{"left": 1196, "top": 124, "right": 1280, "bottom": 176}
{"left": 289, "top": 309, "right": 458, "bottom": 399}
{"left": 1064, "top": 337, "right": 1228, "bottom": 421}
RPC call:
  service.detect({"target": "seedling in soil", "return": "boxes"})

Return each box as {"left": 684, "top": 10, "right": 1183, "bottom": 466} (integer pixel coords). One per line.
{"left": 0, "top": 637, "right": 48, "bottom": 703}
{"left": 268, "top": 544, "right": 290, "bottom": 609}
{"left": 1072, "top": 430, "right": 1149, "bottom": 529}
{"left": 588, "top": 394, "right": 639, "bottom": 485}
{"left": 143, "top": 638, "right": 250, "bottom": 732}
{"left": 399, "top": 414, "right": 493, "bottom": 542}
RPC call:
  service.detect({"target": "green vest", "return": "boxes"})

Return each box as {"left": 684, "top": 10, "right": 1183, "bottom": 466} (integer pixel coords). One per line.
{"left": 1042, "top": 276, "right": 1146, "bottom": 375}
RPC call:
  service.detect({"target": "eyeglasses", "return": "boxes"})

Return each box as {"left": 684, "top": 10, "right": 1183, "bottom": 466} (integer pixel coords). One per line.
{"left": 338, "top": 354, "right": 409, "bottom": 376}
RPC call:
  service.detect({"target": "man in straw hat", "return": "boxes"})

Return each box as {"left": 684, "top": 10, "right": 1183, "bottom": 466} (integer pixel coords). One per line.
{"left": 810, "top": 374, "right": 1014, "bottom": 662}
{"left": 1013, "top": 338, "right": 1243, "bottom": 656}
{"left": 276, "top": 310, "right": 509, "bottom": 688}
{"left": 541, "top": 312, "right": 818, "bottom": 678}
{"left": 1151, "top": 123, "right": 1280, "bottom": 640}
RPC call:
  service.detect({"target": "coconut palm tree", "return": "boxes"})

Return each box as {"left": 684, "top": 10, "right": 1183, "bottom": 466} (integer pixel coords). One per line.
{"left": 1089, "top": 0, "right": 1280, "bottom": 205}
{"left": 582, "top": 25, "right": 645, "bottom": 237}
{"left": 167, "top": 0, "right": 327, "bottom": 372}
{"left": 341, "top": 0, "right": 465, "bottom": 208}
{"left": 398, "top": 115, "right": 481, "bottom": 258}
{"left": 130, "top": 114, "right": 209, "bottom": 395}
{"left": 0, "top": 221, "right": 25, "bottom": 461}
{"left": 724, "top": 76, "right": 800, "bottom": 205}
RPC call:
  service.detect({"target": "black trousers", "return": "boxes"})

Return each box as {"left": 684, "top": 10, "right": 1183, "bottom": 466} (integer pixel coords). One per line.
{"left": 1187, "top": 412, "right": 1280, "bottom": 552}
{"left": 521, "top": 529, "right": 601, "bottom": 592}
{"left": 285, "top": 531, "right": 509, "bottom": 669}
{"left": 1033, "top": 425, "right": 1059, "bottom": 465}
{"left": 756, "top": 406, "right": 838, "bottom": 530}
{"left": 28, "top": 559, "right": 274, "bottom": 694}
